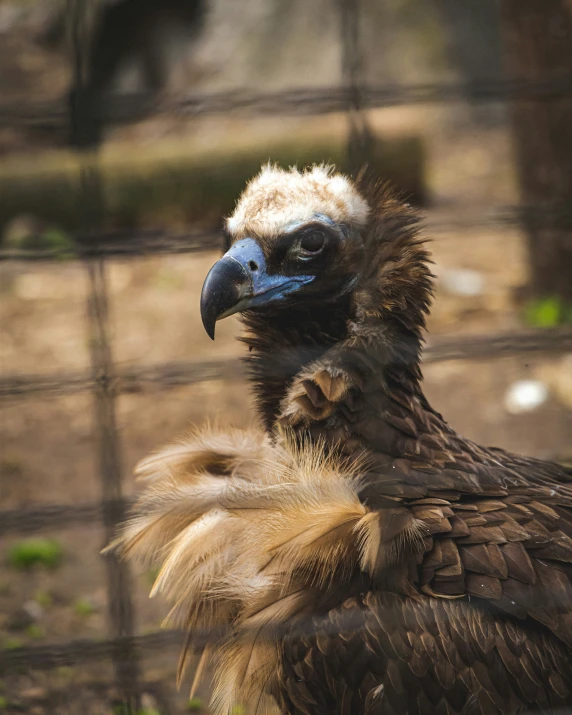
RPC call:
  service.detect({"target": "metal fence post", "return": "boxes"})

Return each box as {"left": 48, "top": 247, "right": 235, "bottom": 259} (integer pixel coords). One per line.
{"left": 339, "top": 0, "right": 372, "bottom": 171}
{"left": 66, "top": 0, "right": 140, "bottom": 710}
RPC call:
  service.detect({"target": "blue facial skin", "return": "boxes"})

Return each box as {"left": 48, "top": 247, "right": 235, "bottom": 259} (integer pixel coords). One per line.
{"left": 200, "top": 214, "right": 349, "bottom": 337}
{"left": 218, "top": 237, "right": 315, "bottom": 317}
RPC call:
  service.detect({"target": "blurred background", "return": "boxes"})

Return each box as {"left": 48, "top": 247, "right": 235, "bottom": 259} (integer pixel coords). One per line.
{"left": 0, "top": 0, "right": 571, "bottom": 713}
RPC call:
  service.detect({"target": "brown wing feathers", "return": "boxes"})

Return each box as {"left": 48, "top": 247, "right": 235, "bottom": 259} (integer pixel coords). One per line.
{"left": 109, "top": 423, "right": 572, "bottom": 712}
{"left": 280, "top": 593, "right": 572, "bottom": 715}
{"left": 415, "top": 494, "right": 572, "bottom": 643}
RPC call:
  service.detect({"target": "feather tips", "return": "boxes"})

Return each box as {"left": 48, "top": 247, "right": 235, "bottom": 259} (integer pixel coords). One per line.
{"left": 106, "top": 426, "right": 414, "bottom": 714}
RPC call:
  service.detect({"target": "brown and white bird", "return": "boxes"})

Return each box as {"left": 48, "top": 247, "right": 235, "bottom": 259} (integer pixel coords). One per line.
{"left": 110, "top": 165, "right": 572, "bottom": 715}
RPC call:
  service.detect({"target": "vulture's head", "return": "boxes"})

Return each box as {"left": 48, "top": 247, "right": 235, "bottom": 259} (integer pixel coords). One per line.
{"left": 201, "top": 164, "right": 432, "bottom": 341}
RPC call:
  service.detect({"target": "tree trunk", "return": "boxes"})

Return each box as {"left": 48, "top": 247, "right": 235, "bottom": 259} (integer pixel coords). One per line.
{"left": 499, "top": 0, "right": 572, "bottom": 302}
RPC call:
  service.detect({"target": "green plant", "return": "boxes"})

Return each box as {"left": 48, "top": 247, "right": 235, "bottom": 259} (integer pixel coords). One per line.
{"left": 0, "top": 457, "right": 23, "bottom": 478}
{"left": 34, "top": 589, "right": 53, "bottom": 608}
{"left": 0, "top": 695, "right": 8, "bottom": 709}
{"left": 188, "top": 697, "right": 203, "bottom": 711}
{"left": 44, "top": 228, "right": 76, "bottom": 261}
{"left": 524, "top": 296, "right": 572, "bottom": 328}
{"left": 74, "top": 598, "right": 95, "bottom": 617}
{"left": 2, "top": 637, "right": 23, "bottom": 650}
{"left": 8, "top": 538, "right": 63, "bottom": 570}
{"left": 55, "top": 666, "right": 74, "bottom": 681}
{"left": 25, "top": 624, "right": 45, "bottom": 640}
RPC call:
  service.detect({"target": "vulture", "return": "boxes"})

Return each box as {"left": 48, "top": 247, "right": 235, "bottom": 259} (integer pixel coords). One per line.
{"left": 109, "top": 165, "right": 572, "bottom": 715}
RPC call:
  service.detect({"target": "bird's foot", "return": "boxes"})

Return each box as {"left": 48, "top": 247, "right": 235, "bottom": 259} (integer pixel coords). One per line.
{"left": 279, "top": 360, "right": 360, "bottom": 426}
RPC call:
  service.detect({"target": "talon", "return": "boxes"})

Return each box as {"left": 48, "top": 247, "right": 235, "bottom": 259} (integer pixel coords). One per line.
{"left": 314, "top": 370, "right": 351, "bottom": 402}
{"left": 301, "top": 379, "right": 328, "bottom": 408}
{"left": 294, "top": 394, "right": 333, "bottom": 420}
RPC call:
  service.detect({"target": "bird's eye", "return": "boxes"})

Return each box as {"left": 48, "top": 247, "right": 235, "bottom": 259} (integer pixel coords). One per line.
{"left": 299, "top": 231, "right": 326, "bottom": 256}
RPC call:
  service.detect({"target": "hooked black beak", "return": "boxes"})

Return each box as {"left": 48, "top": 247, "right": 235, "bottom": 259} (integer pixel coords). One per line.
{"left": 200, "top": 255, "right": 252, "bottom": 340}
{"left": 200, "top": 238, "right": 314, "bottom": 339}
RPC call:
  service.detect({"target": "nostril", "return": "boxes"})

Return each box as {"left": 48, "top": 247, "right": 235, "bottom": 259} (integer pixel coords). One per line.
{"left": 248, "top": 261, "right": 258, "bottom": 271}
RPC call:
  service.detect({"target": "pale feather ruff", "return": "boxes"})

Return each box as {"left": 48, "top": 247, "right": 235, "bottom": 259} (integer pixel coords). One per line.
{"left": 106, "top": 427, "right": 423, "bottom": 715}
{"left": 226, "top": 164, "right": 370, "bottom": 238}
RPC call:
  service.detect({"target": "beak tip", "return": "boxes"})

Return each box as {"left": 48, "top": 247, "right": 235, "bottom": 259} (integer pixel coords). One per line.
{"left": 200, "top": 255, "right": 251, "bottom": 340}
{"left": 200, "top": 311, "right": 216, "bottom": 340}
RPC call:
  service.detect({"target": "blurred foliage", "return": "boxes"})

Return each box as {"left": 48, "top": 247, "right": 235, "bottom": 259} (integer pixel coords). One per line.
{"left": 74, "top": 597, "right": 95, "bottom": 617}
{"left": 0, "top": 134, "right": 425, "bottom": 242}
{"left": 2, "top": 216, "right": 75, "bottom": 257}
{"left": 55, "top": 666, "right": 74, "bottom": 681}
{"left": 25, "top": 624, "right": 45, "bottom": 639}
{"left": 37, "top": 228, "right": 75, "bottom": 257}
{"left": 524, "top": 296, "right": 572, "bottom": 328}
{"left": 7, "top": 538, "right": 63, "bottom": 570}
{"left": 34, "top": 589, "right": 53, "bottom": 608}
{"left": 188, "top": 697, "right": 204, "bottom": 711}
{"left": 2, "top": 637, "right": 23, "bottom": 650}
{"left": 0, "top": 458, "right": 23, "bottom": 480}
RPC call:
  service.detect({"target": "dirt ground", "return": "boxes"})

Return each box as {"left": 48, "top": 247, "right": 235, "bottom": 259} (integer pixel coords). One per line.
{"left": 1, "top": 109, "right": 572, "bottom": 714}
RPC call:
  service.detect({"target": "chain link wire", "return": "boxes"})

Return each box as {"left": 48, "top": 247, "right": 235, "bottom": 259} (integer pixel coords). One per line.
{"left": 1, "top": 76, "right": 572, "bottom": 130}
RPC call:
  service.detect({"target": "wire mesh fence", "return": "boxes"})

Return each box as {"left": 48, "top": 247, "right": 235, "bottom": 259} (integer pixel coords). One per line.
{"left": 2, "top": 75, "right": 572, "bottom": 130}
{"left": 1, "top": 0, "right": 572, "bottom": 712}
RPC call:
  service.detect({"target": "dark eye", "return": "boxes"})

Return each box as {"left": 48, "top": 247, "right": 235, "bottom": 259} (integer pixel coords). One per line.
{"left": 299, "top": 231, "right": 326, "bottom": 255}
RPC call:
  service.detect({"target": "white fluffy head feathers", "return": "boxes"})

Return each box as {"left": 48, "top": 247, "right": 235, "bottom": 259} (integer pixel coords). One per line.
{"left": 226, "top": 164, "right": 370, "bottom": 238}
